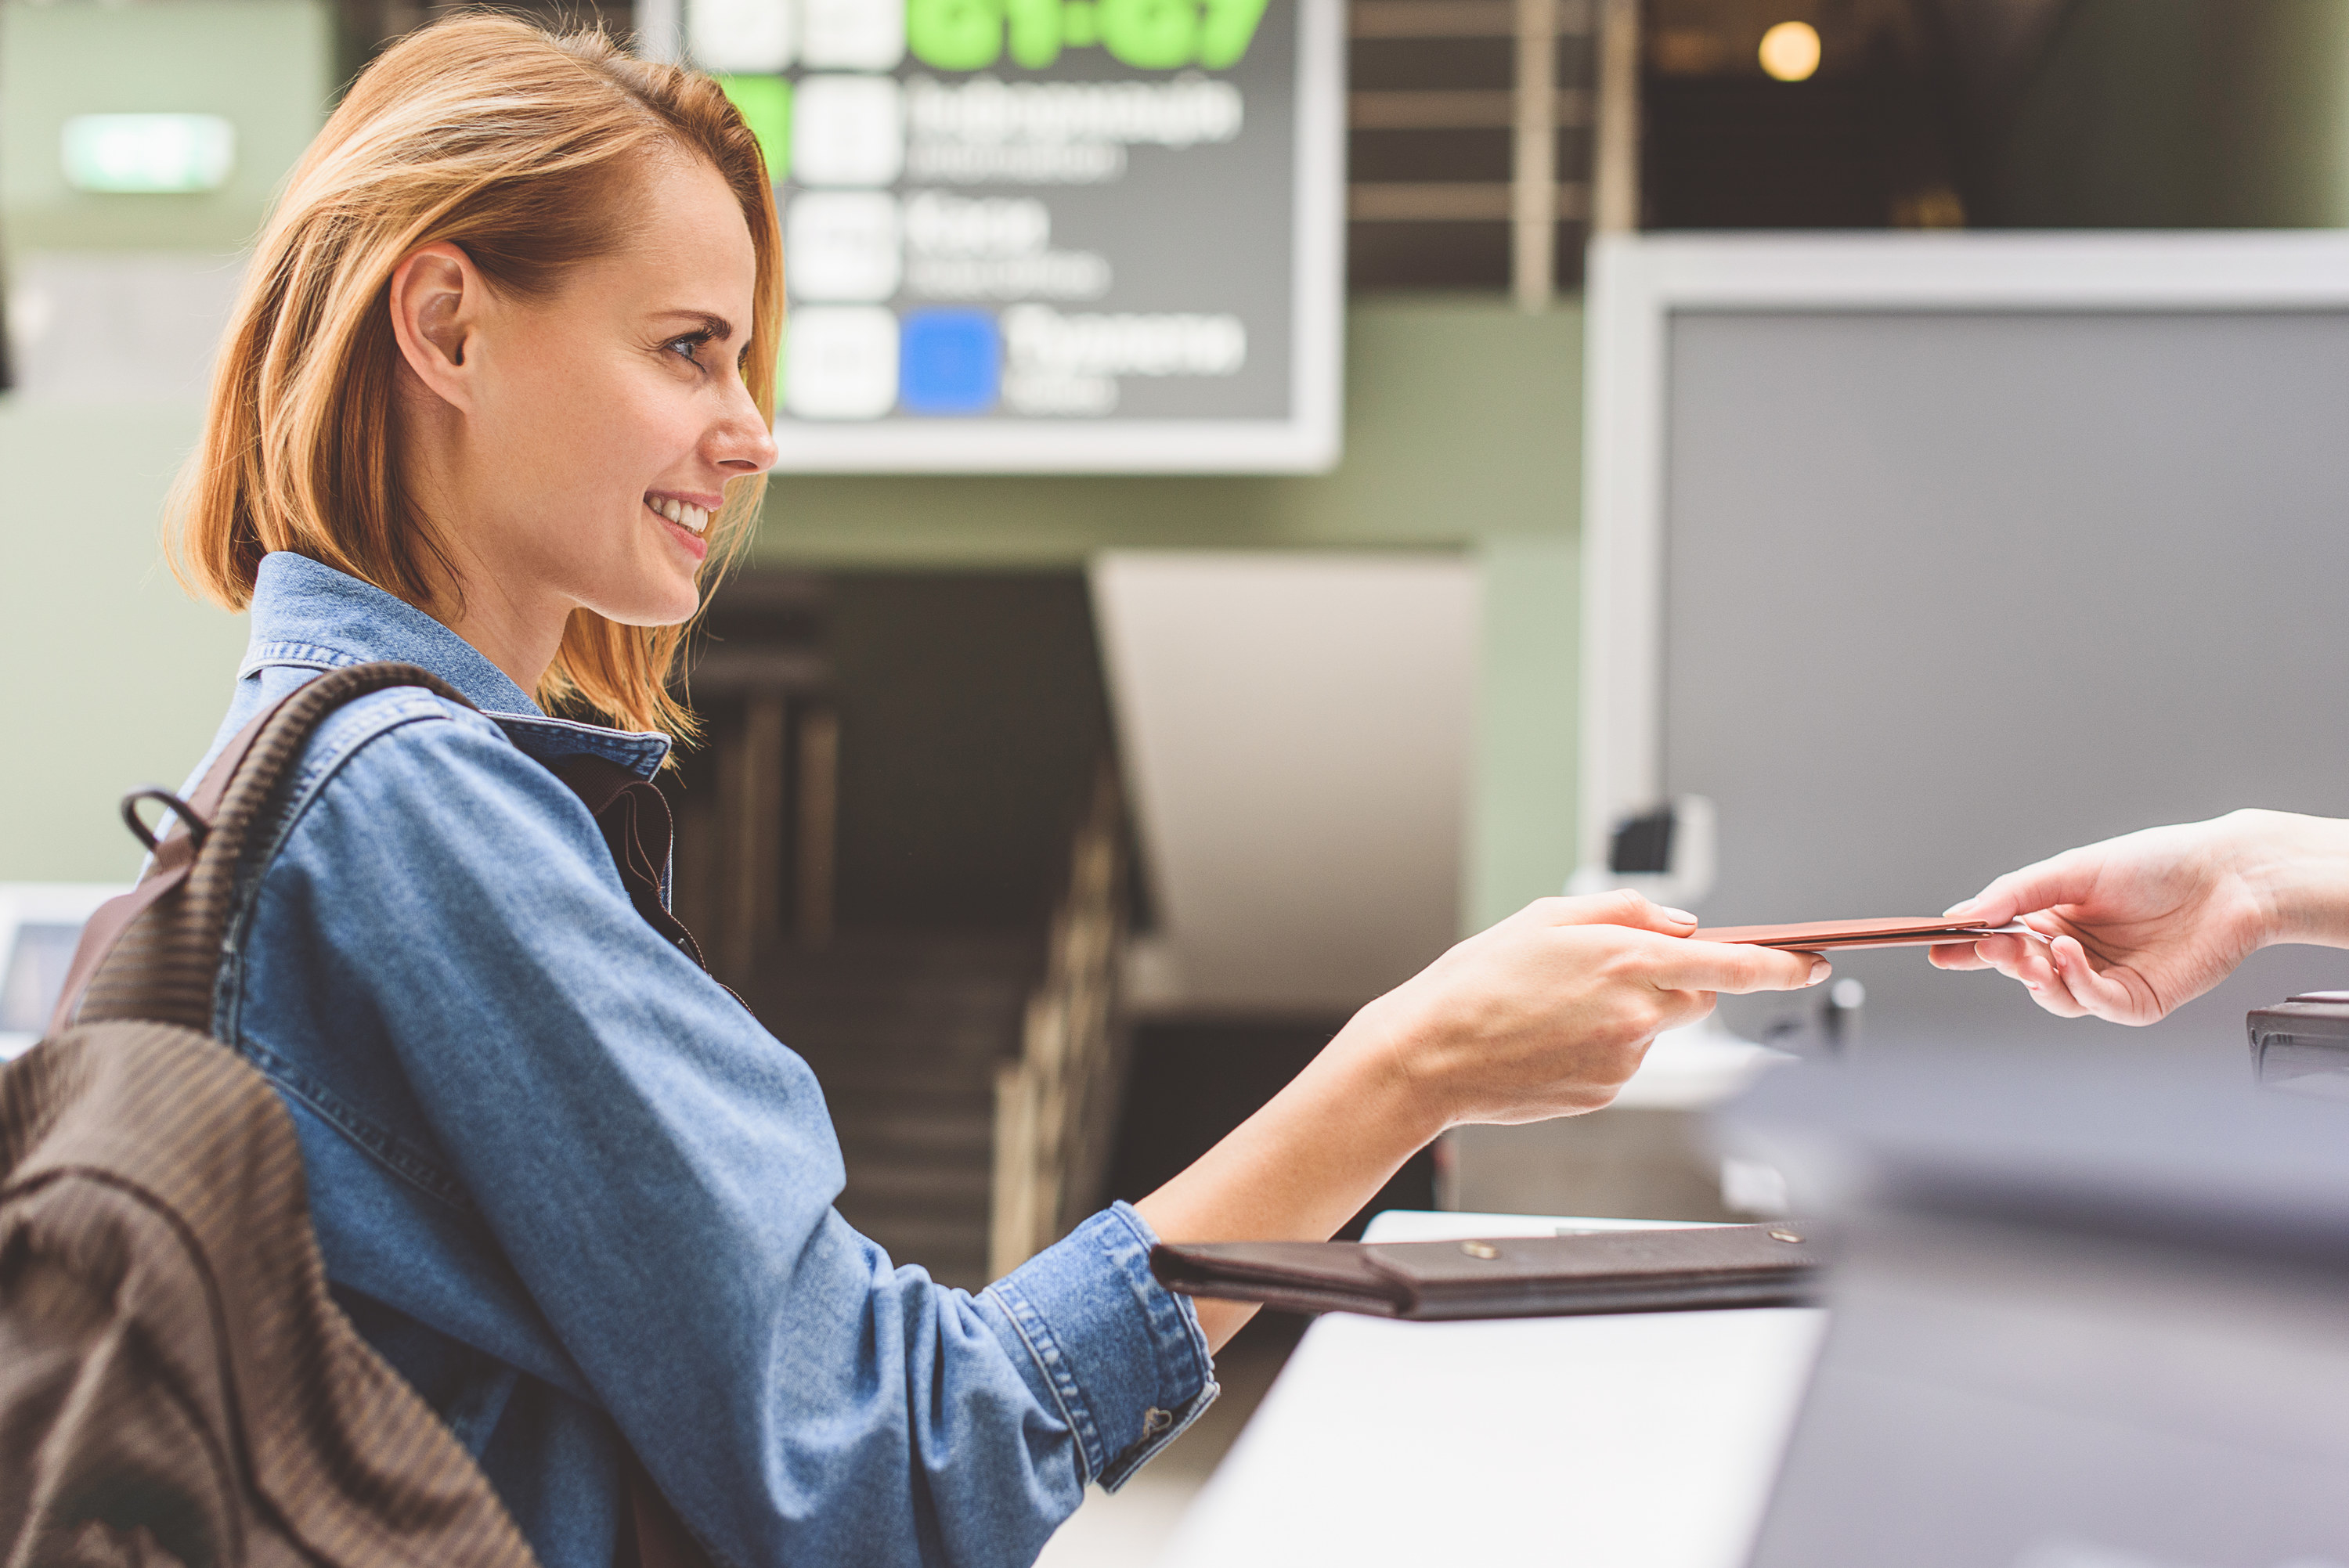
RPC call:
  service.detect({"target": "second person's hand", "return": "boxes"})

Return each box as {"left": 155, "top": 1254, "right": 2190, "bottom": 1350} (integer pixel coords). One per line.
{"left": 1929, "top": 809, "right": 2349, "bottom": 1025}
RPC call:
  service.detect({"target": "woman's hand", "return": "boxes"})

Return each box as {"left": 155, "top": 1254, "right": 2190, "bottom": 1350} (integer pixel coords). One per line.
{"left": 1929, "top": 809, "right": 2349, "bottom": 1025}
{"left": 1135, "top": 891, "right": 1824, "bottom": 1350}
{"left": 1343, "top": 891, "right": 1826, "bottom": 1128}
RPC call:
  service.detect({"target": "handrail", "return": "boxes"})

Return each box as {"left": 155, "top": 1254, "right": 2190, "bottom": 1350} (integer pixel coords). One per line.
{"left": 989, "top": 762, "right": 1131, "bottom": 1278}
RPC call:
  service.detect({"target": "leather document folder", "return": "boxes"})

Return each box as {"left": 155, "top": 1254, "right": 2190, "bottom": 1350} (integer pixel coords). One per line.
{"left": 1691, "top": 916, "right": 2022, "bottom": 951}
{"left": 1150, "top": 1224, "right": 1823, "bottom": 1321}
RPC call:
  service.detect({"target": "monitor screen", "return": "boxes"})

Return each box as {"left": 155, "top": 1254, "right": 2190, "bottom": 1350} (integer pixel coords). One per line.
{"left": 0, "top": 921, "right": 82, "bottom": 1051}
{"left": 1654, "top": 307, "right": 2349, "bottom": 1058}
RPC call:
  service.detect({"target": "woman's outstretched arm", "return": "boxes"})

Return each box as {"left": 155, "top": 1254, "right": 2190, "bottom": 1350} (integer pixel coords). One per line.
{"left": 1137, "top": 892, "right": 1825, "bottom": 1349}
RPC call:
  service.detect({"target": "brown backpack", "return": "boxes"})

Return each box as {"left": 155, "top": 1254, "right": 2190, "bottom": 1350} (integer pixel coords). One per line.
{"left": 1, "top": 663, "right": 542, "bottom": 1566}
{"left": 5, "top": 661, "right": 720, "bottom": 1568}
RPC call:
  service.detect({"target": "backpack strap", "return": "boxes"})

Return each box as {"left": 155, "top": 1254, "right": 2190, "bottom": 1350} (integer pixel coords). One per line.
{"left": 545, "top": 754, "right": 711, "bottom": 972}
{"left": 46, "top": 700, "right": 277, "bottom": 1037}
{"left": 43, "top": 662, "right": 723, "bottom": 1568}
{"left": 54, "top": 663, "right": 474, "bottom": 1037}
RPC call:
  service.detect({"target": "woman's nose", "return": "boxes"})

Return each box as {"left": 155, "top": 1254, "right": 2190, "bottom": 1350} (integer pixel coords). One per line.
{"left": 714, "top": 377, "right": 779, "bottom": 473}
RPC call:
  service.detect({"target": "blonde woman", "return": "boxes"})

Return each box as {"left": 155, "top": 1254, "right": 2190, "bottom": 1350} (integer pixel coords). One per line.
{"left": 168, "top": 17, "right": 1824, "bottom": 1566}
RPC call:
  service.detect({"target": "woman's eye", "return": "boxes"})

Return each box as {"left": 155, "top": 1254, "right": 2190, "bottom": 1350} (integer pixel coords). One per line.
{"left": 668, "top": 333, "right": 709, "bottom": 365}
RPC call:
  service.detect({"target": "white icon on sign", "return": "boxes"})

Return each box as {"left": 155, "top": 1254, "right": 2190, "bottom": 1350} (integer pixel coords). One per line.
{"left": 792, "top": 75, "right": 904, "bottom": 187}
{"left": 785, "top": 305, "right": 900, "bottom": 420}
{"left": 687, "top": 0, "right": 793, "bottom": 73}
{"left": 787, "top": 192, "right": 902, "bottom": 302}
{"left": 800, "top": 0, "right": 904, "bottom": 70}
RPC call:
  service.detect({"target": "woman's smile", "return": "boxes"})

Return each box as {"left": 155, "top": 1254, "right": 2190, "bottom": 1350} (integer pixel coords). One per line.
{"left": 644, "top": 489, "right": 717, "bottom": 561}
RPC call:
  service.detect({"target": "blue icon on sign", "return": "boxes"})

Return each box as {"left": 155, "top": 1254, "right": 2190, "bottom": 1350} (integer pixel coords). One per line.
{"left": 898, "top": 309, "right": 1001, "bottom": 416}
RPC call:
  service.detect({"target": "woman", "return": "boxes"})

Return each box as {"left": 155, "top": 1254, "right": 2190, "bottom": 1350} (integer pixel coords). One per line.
{"left": 168, "top": 17, "right": 1825, "bottom": 1567}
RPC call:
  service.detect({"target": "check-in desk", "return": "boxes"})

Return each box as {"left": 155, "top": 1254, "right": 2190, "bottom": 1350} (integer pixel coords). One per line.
{"left": 1160, "top": 1210, "right": 1825, "bottom": 1568}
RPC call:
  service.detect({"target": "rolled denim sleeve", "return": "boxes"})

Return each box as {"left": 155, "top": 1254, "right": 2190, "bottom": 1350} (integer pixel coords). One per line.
{"left": 981, "top": 1204, "right": 1218, "bottom": 1491}
{"left": 248, "top": 699, "right": 1217, "bottom": 1568}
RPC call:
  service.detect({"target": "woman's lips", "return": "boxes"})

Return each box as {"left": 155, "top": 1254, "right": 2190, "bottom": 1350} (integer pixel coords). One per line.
{"left": 646, "top": 496, "right": 709, "bottom": 561}
{"left": 645, "top": 492, "right": 715, "bottom": 534}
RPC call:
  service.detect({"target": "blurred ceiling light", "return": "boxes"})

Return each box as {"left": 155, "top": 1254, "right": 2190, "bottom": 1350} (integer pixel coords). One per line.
{"left": 1757, "top": 20, "right": 1821, "bottom": 82}
{"left": 61, "top": 114, "right": 236, "bottom": 193}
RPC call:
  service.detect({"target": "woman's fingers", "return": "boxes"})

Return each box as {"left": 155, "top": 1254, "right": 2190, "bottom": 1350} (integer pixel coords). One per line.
{"left": 1928, "top": 939, "right": 1993, "bottom": 970}
{"left": 1633, "top": 982, "right": 1736, "bottom": 1051}
{"left": 1523, "top": 898, "right": 1817, "bottom": 992}
{"left": 1636, "top": 935, "right": 1825, "bottom": 995}
{"left": 1538, "top": 890, "right": 1699, "bottom": 935}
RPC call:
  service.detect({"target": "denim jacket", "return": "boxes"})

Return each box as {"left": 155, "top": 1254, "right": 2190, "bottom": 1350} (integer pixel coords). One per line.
{"left": 182, "top": 553, "right": 1217, "bottom": 1568}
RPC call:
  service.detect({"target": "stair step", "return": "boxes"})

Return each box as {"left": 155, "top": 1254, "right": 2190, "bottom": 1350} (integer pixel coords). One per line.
{"left": 729, "top": 929, "right": 1048, "bottom": 1295}
{"left": 846, "top": 1214, "right": 991, "bottom": 1278}
{"left": 835, "top": 1134, "right": 990, "bottom": 1162}
{"left": 840, "top": 1171, "right": 987, "bottom": 1212}
{"left": 833, "top": 1126, "right": 993, "bottom": 1164}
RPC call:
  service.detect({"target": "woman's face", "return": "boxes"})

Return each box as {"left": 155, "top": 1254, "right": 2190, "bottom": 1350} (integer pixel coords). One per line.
{"left": 399, "top": 153, "right": 777, "bottom": 634}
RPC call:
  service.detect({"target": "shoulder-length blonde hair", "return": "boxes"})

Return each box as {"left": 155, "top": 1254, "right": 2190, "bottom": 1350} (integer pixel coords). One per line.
{"left": 171, "top": 16, "right": 781, "bottom": 739}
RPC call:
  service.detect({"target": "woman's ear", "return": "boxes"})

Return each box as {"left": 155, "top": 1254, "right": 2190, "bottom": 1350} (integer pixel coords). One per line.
{"left": 388, "top": 242, "right": 483, "bottom": 410}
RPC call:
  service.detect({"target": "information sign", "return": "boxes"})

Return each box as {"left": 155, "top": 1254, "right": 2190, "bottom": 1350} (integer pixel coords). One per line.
{"left": 673, "top": 0, "right": 1343, "bottom": 471}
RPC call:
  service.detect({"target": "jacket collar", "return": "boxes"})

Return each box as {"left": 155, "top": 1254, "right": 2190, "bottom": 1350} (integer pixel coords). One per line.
{"left": 240, "top": 552, "right": 671, "bottom": 779}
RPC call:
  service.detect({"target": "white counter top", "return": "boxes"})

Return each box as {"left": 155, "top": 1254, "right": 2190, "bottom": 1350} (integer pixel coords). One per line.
{"left": 1158, "top": 1211, "right": 1827, "bottom": 1568}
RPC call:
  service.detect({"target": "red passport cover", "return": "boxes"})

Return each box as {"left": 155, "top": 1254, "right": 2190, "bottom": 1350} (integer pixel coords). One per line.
{"left": 1690, "top": 916, "right": 2012, "bottom": 951}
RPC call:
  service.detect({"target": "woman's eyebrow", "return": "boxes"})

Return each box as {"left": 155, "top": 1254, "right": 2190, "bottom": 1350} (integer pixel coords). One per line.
{"left": 654, "top": 309, "right": 736, "bottom": 340}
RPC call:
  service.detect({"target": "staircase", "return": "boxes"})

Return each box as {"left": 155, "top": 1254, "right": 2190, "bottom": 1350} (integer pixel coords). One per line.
{"left": 741, "top": 932, "right": 1041, "bottom": 1292}
{"left": 666, "top": 570, "right": 1134, "bottom": 1295}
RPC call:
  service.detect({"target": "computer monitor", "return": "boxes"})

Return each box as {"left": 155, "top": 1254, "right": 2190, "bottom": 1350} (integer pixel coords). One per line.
{"left": 1580, "top": 232, "right": 2349, "bottom": 1058}
{"left": 0, "top": 885, "right": 122, "bottom": 1059}
{"left": 1737, "top": 1051, "right": 2349, "bottom": 1566}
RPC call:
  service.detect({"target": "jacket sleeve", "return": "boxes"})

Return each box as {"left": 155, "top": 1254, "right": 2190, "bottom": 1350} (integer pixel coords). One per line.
{"left": 259, "top": 703, "right": 1216, "bottom": 1568}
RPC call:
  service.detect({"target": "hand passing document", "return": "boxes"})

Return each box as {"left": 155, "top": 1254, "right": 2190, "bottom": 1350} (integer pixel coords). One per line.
{"left": 1690, "top": 916, "right": 2035, "bottom": 951}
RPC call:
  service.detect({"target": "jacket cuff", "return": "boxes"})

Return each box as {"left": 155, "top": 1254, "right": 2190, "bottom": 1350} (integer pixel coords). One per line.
{"left": 981, "top": 1202, "right": 1219, "bottom": 1492}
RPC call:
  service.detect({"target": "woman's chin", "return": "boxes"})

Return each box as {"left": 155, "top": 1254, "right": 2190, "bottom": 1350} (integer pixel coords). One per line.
{"left": 589, "top": 576, "right": 705, "bottom": 629}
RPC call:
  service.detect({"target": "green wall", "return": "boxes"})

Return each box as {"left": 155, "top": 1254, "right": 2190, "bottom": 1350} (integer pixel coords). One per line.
{"left": 0, "top": 404, "right": 250, "bottom": 884}
{"left": 754, "top": 296, "right": 1586, "bottom": 933}
{"left": 2, "top": 0, "right": 334, "bottom": 251}
{"left": 1, "top": 0, "right": 333, "bottom": 886}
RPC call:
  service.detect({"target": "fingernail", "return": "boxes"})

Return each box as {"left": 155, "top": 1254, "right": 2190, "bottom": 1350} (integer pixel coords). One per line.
{"left": 1943, "top": 899, "right": 1979, "bottom": 918}
{"left": 1808, "top": 960, "right": 1831, "bottom": 985}
{"left": 1660, "top": 907, "right": 1698, "bottom": 925}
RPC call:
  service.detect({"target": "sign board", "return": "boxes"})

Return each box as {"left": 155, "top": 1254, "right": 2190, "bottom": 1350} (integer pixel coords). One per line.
{"left": 672, "top": 0, "right": 1344, "bottom": 471}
